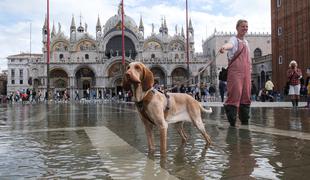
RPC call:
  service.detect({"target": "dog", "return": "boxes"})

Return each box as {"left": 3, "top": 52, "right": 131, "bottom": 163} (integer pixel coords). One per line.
{"left": 122, "top": 62, "right": 212, "bottom": 155}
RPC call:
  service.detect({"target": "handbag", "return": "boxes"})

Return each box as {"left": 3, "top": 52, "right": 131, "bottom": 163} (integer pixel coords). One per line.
{"left": 284, "top": 82, "right": 290, "bottom": 95}
{"left": 219, "top": 41, "right": 245, "bottom": 81}
{"left": 284, "top": 71, "right": 295, "bottom": 95}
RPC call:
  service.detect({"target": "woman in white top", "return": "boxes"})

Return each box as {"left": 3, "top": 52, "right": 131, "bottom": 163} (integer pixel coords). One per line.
{"left": 219, "top": 19, "right": 252, "bottom": 127}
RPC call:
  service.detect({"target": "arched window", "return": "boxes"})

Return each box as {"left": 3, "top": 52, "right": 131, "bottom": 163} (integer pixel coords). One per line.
{"left": 254, "top": 48, "right": 262, "bottom": 58}
{"left": 59, "top": 54, "right": 64, "bottom": 60}
{"left": 151, "top": 54, "right": 155, "bottom": 59}
{"left": 85, "top": 54, "right": 89, "bottom": 60}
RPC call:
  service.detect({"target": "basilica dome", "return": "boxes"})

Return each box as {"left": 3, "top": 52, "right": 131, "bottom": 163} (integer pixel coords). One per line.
{"left": 103, "top": 13, "right": 138, "bottom": 35}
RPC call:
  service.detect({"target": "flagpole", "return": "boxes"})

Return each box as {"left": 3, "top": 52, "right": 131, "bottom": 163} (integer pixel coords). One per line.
{"left": 186, "top": 0, "right": 190, "bottom": 82}
{"left": 46, "top": 0, "right": 50, "bottom": 100}
{"left": 121, "top": 0, "right": 125, "bottom": 66}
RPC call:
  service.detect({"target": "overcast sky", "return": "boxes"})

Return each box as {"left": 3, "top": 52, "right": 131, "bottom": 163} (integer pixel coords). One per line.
{"left": 0, "top": 0, "right": 271, "bottom": 71}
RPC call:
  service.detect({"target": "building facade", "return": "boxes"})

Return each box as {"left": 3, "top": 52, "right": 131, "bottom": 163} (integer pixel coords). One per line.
{"left": 7, "top": 53, "right": 42, "bottom": 94}
{"left": 271, "top": 0, "right": 310, "bottom": 91}
{"left": 202, "top": 30, "right": 271, "bottom": 89}
{"left": 7, "top": 6, "right": 209, "bottom": 98}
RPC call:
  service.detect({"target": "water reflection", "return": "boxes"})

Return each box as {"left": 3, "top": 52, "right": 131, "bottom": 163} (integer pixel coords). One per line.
{"left": 221, "top": 128, "right": 256, "bottom": 179}
{"left": 0, "top": 103, "right": 310, "bottom": 179}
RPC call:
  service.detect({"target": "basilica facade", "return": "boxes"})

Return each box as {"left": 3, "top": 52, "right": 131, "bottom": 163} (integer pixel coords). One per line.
{"left": 10, "top": 6, "right": 207, "bottom": 98}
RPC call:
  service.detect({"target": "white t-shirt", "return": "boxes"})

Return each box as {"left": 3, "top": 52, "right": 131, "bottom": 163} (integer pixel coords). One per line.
{"left": 227, "top": 36, "right": 250, "bottom": 61}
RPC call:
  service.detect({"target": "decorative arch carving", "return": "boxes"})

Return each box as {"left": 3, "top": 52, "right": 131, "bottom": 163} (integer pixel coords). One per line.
{"left": 169, "top": 40, "right": 185, "bottom": 51}
{"left": 51, "top": 40, "right": 69, "bottom": 52}
{"left": 143, "top": 39, "right": 163, "bottom": 51}
{"left": 75, "top": 39, "right": 97, "bottom": 52}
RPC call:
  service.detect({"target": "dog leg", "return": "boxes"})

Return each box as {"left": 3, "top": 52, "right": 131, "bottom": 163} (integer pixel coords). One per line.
{"left": 174, "top": 122, "right": 188, "bottom": 144}
{"left": 159, "top": 126, "right": 168, "bottom": 156}
{"left": 140, "top": 116, "right": 155, "bottom": 152}
{"left": 193, "top": 118, "right": 212, "bottom": 146}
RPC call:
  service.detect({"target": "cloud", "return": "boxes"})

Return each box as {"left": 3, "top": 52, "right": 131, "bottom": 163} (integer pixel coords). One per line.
{"left": 0, "top": 0, "right": 270, "bottom": 70}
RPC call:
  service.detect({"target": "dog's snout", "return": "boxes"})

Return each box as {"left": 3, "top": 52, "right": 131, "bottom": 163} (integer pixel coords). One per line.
{"left": 125, "top": 71, "right": 131, "bottom": 79}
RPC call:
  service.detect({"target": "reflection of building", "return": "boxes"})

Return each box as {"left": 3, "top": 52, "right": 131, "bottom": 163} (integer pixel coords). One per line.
{"left": 271, "top": 0, "right": 310, "bottom": 91}
{"left": 7, "top": 5, "right": 208, "bottom": 98}
{"left": 202, "top": 30, "right": 271, "bottom": 88}
{"left": 0, "top": 70, "right": 7, "bottom": 95}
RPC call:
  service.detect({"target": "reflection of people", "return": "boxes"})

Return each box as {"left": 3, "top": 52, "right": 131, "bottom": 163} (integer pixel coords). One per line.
{"left": 287, "top": 60, "right": 302, "bottom": 108}
{"left": 222, "top": 128, "right": 255, "bottom": 178}
{"left": 219, "top": 19, "right": 251, "bottom": 126}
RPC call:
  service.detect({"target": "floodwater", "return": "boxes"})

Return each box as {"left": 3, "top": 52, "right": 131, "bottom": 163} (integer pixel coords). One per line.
{"left": 0, "top": 102, "right": 310, "bottom": 179}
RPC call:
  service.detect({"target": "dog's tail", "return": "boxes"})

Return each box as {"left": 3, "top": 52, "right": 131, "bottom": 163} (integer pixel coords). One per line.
{"left": 200, "top": 104, "right": 213, "bottom": 114}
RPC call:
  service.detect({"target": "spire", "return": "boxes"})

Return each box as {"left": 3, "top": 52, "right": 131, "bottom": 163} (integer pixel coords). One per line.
{"left": 164, "top": 17, "right": 167, "bottom": 29}
{"left": 58, "top": 22, "right": 62, "bottom": 34}
{"left": 51, "top": 22, "right": 56, "bottom": 38}
{"left": 70, "top": 15, "right": 76, "bottom": 31}
{"left": 159, "top": 17, "right": 163, "bottom": 33}
{"left": 175, "top": 25, "right": 178, "bottom": 35}
{"left": 189, "top": 18, "right": 193, "bottom": 30}
{"left": 77, "top": 13, "right": 84, "bottom": 33}
{"left": 139, "top": 15, "right": 144, "bottom": 31}
{"left": 96, "top": 16, "right": 102, "bottom": 32}
{"left": 43, "top": 15, "right": 47, "bottom": 28}
{"left": 163, "top": 17, "right": 168, "bottom": 34}
{"left": 96, "top": 16, "right": 101, "bottom": 27}
{"left": 181, "top": 26, "right": 185, "bottom": 37}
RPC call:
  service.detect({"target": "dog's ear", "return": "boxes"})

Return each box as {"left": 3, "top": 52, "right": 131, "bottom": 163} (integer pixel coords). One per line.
{"left": 142, "top": 65, "right": 154, "bottom": 91}
{"left": 122, "top": 73, "right": 131, "bottom": 91}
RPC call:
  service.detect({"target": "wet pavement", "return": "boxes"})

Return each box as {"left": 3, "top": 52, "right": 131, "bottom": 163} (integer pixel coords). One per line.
{"left": 0, "top": 102, "right": 310, "bottom": 179}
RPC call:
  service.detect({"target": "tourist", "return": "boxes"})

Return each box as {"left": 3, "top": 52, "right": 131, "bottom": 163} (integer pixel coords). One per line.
{"left": 287, "top": 60, "right": 302, "bottom": 108}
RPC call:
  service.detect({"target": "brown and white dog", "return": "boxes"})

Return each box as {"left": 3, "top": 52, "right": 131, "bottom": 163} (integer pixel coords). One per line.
{"left": 123, "top": 62, "right": 212, "bottom": 155}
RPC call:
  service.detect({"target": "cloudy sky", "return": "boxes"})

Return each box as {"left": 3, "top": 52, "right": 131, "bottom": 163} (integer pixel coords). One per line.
{"left": 0, "top": 0, "right": 271, "bottom": 70}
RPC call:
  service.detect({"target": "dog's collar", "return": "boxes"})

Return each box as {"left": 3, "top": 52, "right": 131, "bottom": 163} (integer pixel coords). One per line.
{"left": 135, "top": 87, "right": 156, "bottom": 110}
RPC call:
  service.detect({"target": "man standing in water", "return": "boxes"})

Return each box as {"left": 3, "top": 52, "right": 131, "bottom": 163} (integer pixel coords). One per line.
{"left": 219, "top": 19, "right": 252, "bottom": 127}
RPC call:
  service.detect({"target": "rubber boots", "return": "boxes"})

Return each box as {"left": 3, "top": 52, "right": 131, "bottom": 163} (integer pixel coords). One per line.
{"left": 239, "top": 104, "right": 250, "bottom": 125}
{"left": 224, "top": 105, "right": 237, "bottom": 127}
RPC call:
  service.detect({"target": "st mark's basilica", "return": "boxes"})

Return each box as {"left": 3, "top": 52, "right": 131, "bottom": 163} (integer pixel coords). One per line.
{"left": 17, "top": 4, "right": 208, "bottom": 98}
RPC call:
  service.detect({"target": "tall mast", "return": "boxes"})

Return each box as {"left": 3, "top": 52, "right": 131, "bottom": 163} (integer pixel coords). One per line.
{"left": 121, "top": 0, "right": 125, "bottom": 65}
{"left": 46, "top": 0, "right": 50, "bottom": 99}
{"left": 186, "top": 0, "right": 190, "bottom": 81}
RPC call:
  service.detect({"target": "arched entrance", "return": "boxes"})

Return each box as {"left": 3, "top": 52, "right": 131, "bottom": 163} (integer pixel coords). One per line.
{"left": 105, "top": 35, "right": 137, "bottom": 59}
{"left": 75, "top": 67, "right": 95, "bottom": 98}
{"left": 150, "top": 67, "right": 166, "bottom": 86}
{"left": 107, "top": 61, "right": 129, "bottom": 98}
{"left": 33, "top": 79, "right": 41, "bottom": 90}
{"left": 50, "top": 69, "right": 69, "bottom": 97}
{"left": 171, "top": 67, "right": 188, "bottom": 86}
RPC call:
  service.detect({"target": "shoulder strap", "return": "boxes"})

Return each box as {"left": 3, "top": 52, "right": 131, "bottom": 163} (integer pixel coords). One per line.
{"left": 228, "top": 40, "right": 245, "bottom": 68}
